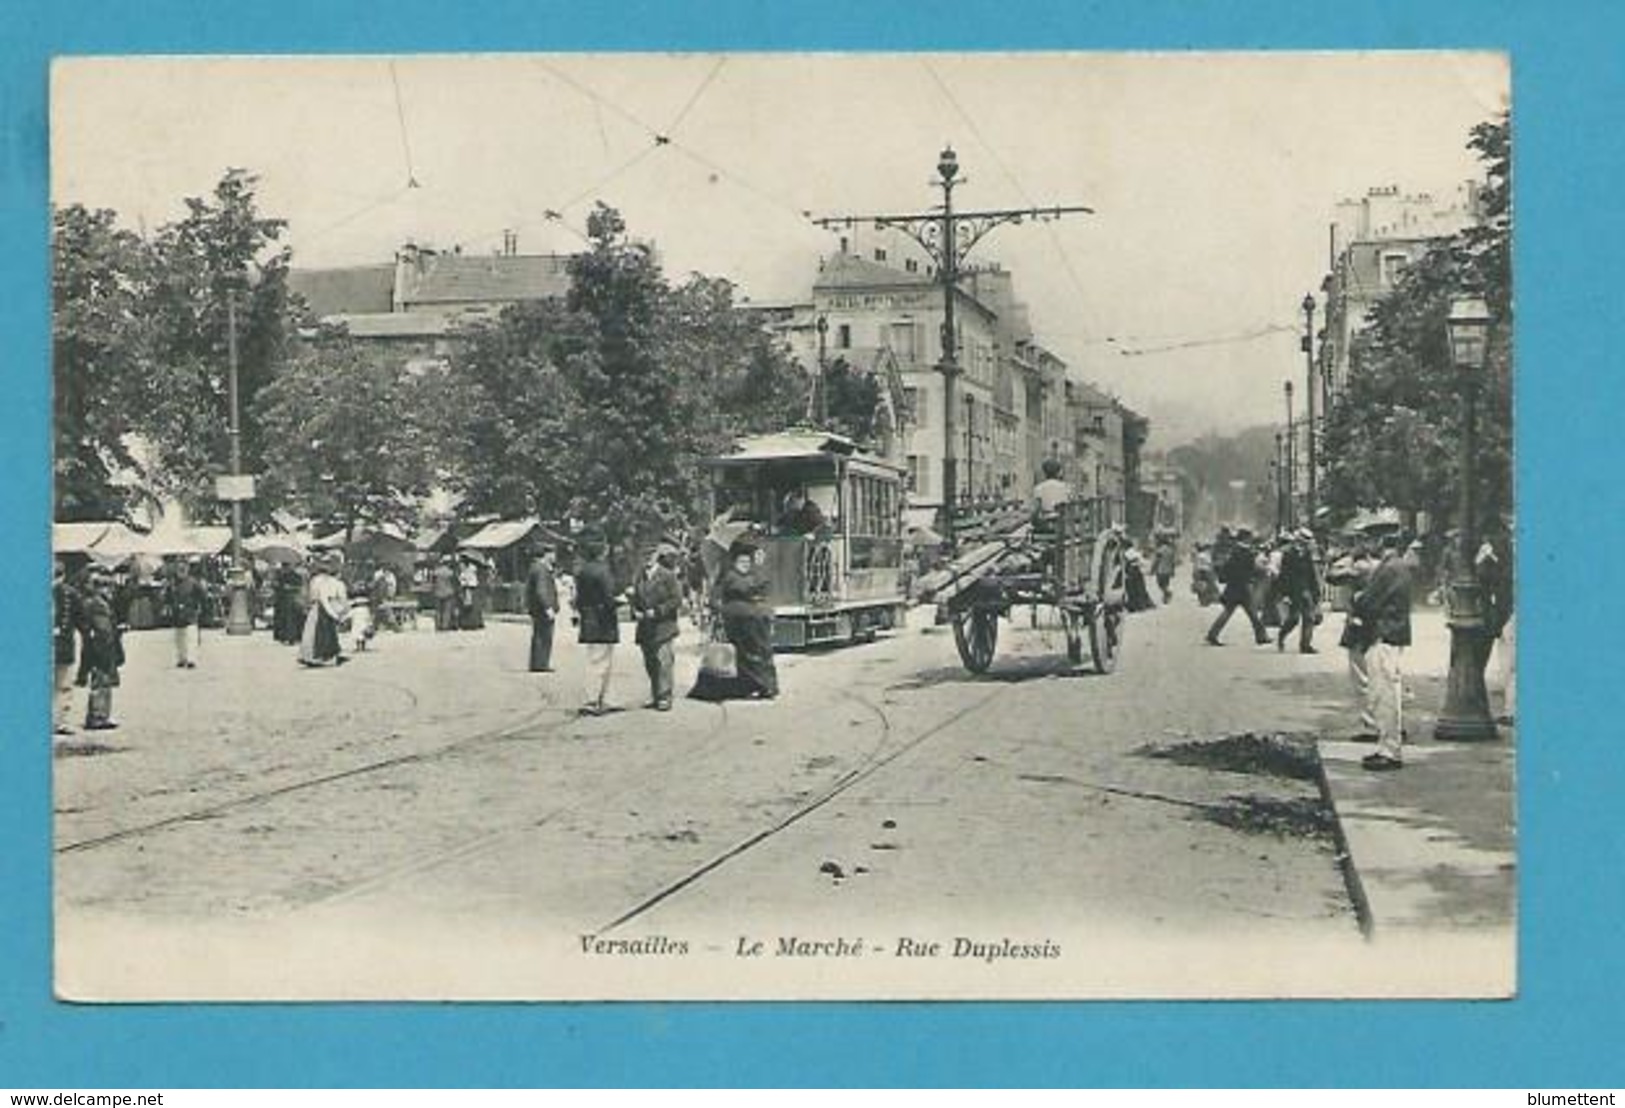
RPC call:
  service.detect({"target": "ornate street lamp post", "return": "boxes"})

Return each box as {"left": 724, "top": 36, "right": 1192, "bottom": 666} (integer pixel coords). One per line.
{"left": 1283, "top": 380, "right": 1296, "bottom": 530}
{"left": 1435, "top": 296, "right": 1498, "bottom": 740}
{"left": 222, "top": 264, "right": 262, "bottom": 636}
{"left": 1301, "top": 292, "right": 1318, "bottom": 526}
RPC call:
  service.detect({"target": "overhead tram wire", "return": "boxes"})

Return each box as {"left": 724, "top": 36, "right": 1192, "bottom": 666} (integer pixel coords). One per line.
{"left": 921, "top": 57, "right": 1104, "bottom": 339}
{"left": 1114, "top": 324, "right": 1299, "bottom": 358}
{"left": 388, "top": 60, "right": 422, "bottom": 190}
{"left": 665, "top": 56, "right": 728, "bottom": 138}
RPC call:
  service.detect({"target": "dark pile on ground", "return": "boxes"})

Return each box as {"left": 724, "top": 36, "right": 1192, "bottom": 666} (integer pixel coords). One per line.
{"left": 1197, "top": 794, "right": 1335, "bottom": 839}
{"left": 1136, "top": 731, "right": 1320, "bottom": 782}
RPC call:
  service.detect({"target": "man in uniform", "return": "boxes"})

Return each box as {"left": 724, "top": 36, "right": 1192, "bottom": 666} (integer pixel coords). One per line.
{"left": 53, "top": 559, "right": 79, "bottom": 735}
{"left": 524, "top": 549, "right": 560, "bottom": 673}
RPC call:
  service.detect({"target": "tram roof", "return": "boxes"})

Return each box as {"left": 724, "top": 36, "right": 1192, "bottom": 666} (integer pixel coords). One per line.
{"left": 705, "top": 429, "right": 900, "bottom": 471}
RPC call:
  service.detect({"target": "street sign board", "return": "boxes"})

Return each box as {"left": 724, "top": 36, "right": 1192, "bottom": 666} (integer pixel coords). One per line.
{"left": 215, "top": 474, "right": 257, "bottom": 502}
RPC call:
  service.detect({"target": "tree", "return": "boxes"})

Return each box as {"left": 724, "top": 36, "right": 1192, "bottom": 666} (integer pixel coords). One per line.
{"left": 253, "top": 337, "right": 441, "bottom": 541}
{"left": 819, "top": 355, "right": 884, "bottom": 447}
{"left": 1320, "top": 112, "right": 1512, "bottom": 531}
{"left": 52, "top": 205, "right": 152, "bottom": 520}
{"left": 135, "top": 169, "right": 298, "bottom": 520}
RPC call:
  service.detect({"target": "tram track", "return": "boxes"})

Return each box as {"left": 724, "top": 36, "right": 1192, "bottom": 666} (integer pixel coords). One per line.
{"left": 54, "top": 692, "right": 565, "bottom": 856}
{"left": 595, "top": 680, "right": 1008, "bottom": 934}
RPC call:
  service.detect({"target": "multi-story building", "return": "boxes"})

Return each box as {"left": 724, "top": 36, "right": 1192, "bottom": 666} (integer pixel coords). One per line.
{"left": 288, "top": 239, "right": 572, "bottom": 369}
{"left": 1322, "top": 183, "right": 1482, "bottom": 397}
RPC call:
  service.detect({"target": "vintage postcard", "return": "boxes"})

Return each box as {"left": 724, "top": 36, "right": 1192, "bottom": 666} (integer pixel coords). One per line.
{"left": 49, "top": 51, "right": 1513, "bottom": 1000}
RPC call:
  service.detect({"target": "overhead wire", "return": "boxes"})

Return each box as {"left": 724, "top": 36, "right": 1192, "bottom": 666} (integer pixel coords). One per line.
{"left": 388, "top": 61, "right": 421, "bottom": 189}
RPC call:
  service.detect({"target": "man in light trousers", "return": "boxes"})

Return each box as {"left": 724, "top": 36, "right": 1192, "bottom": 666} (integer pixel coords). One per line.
{"left": 1351, "top": 533, "right": 1414, "bottom": 771}
{"left": 573, "top": 533, "right": 620, "bottom": 716}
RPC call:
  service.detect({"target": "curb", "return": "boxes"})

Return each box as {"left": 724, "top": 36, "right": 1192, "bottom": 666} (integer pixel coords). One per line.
{"left": 1313, "top": 741, "right": 1375, "bottom": 941}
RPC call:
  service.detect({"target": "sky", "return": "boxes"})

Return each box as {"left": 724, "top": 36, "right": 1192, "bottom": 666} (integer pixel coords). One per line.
{"left": 50, "top": 52, "right": 1508, "bottom": 446}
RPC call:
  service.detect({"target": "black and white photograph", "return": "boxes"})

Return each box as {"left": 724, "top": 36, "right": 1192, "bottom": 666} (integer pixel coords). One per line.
{"left": 49, "top": 51, "right": 1513, "bottom": 1000}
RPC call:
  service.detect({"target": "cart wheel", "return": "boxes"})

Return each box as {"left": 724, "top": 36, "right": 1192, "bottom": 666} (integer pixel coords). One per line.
{"left": 1089, "top": 606, "right": 1121, "bottom": 674}
{"left": 1064, "top": 610, "right": 1084, "bottom": 664}
{"left": 953, "top": 608, "right": 999, "bottom": 674}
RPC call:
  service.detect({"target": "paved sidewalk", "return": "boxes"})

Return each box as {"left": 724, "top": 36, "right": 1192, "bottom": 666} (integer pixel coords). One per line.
{"left": 1313, "top": 609, "right": 1516, "bottom": 941}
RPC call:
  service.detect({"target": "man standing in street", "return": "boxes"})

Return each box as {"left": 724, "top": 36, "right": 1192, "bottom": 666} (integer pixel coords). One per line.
{"left": 1275, "top": 528, "right": 1323, "bottom": 654}
{"left": 573, "top": 532, "right": 620, "bottom": 716}
{"left": 1205, "top": 529, "right": 1269, "bottom": 646}
{"left": 76, "top": 568, "right": 124, "bottom": 731}
{"left": 524, "top": 549, "right": 560, "bottom": 673}
{"left": 53, "top": 560, "right": 79, "bottom": 735}
{"left": 1353, "top": 532, "right": 1414, "bottom": 771}
{"left": 165, "top": 557, "right": 206, "bottom": 669}
{"left": 632, "top": 543, "right": 683, "bottom": 711}
{"left": 1151, "top": 532, "right": 1178, "bottom": 605}
{"left": 432, "top": 556, "right": 458, "bottom": 632}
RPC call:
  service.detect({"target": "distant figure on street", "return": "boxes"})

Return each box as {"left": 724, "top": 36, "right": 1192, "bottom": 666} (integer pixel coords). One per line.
{"left": 165, "top": 558, "right": 206, "bottom": 669}
{"left": 524, "top": 550, "right": 560, "bottom": 673}
{"left": 1476, "top": 535, "right": 1514, "bottom": 723}
{"left": 75, "top": 568, "right": 124, "bottom": 731}
{"left": 458, "top": 555, "right": 485, "bottom": 630}
{"left": 368, "top": 563, "right": 398, "bottom": 632}
{"left": 1151, "top": 534, "right": 1178, "bottom": 604}
{"left": 432, "top": 557, "right": 458, "bottom": 632}
{"left": 1029, "top": 458, "right": 1071, "bottom": 520}
{"left": 53, "top": 559, "right": 79, "bottom": 735}
{"left": 632, "top": 543, "right": 684, "bottom": 711}
{"left": 1191, "top": 543, "right": 1219, "bottom": 606}
{"left": 573, "top": 533, "right": 620, "bottom": 716}
{"left": 299, "top": 556, "right": 350, "bottom": 668}
{"left": 272, "top": 562, "right": 306, "bottom": 644}
{"left": 1124, "top": 547, "right": 1156, "bottom": 612}
{"left": 1275, "top": 528, "right": 1323, "bottom": 654}
{"left": 1205, "top": 530, "right": 1269, "bottom": 646}
{"left": 1351, "top": 533, "right": 1414, "bottom": 771}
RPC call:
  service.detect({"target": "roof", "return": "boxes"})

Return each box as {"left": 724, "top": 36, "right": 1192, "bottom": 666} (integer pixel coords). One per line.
{"left": 461, "top": 517, "right": 548, "bottom": 550}
{"left": 54, "top": 521, "right": 230, "bottom": 559}
{"left": 400, "top": 253, "right": 573, "bottom": 306}
{"left": 288, "top": 265, "right": 396, "bottom": 318}
{"left": 53, "top": 522, "right": 117, "bottom": 554}
{"left": 706, "top": 429, "right": 902, "bottom": 473}
{"left": 812, "top": 252, "right": 935, "bottom": 293}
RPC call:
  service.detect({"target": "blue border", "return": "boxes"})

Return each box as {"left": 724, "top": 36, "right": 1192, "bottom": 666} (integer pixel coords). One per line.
{"left": 4, "top": 0, "right": 1622, "bottom": 1088}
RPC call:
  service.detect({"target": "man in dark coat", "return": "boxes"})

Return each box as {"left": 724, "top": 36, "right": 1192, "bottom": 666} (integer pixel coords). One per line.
{"left": 1275, "top": 528, "right": 1323, "bottom": 653}
{"left": 1205, "top": 530, "right": 1269, "bottom": 646}
{"left": 524, "top": 550, "right": 560, "bottom": 673}
{"left": 632, "top": 543, "right": 684, "bottom": 711}
{"left": 165, "top": 558, "right": 207, "bottom": 668}
{"left": 1352, "top": 533, "right": 1414, "bottom": 771}
{"left": 53, "top": 560, "right": 79, "bottom": 735}
{"left": 76, "top": 568, "right": 124, "bottom": 731}
{"left": 573, "top": 534, "right": 620, "bottom": 716}
{"left": 432, "top": 557, "right": 458, "bottom": 632}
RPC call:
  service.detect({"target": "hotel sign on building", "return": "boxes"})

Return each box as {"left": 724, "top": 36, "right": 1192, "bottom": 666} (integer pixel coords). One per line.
{"left": 823, "top": 291, "right": 936, "bottom": 312}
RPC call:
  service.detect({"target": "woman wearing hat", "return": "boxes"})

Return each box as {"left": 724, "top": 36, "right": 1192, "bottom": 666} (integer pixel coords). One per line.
{"left": 631, "top": 543, "right": 684, "bottom": 711}
{"left": 716, "top": 536, "right": 778, "bottom": 700}
{"left": 299, "top": 554, "right": 350, "bottom": 668}
{"left": 573, "top": 531, "right": 621, "bottom": 715}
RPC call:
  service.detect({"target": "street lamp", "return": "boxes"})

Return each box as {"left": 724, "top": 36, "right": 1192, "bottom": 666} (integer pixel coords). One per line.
{"left": 1301, "top": 292, "right": 1318, "bottom": 526}
{"left": 1434, "top": 295, "right": 1498, "bottom": 741}
{"left": 222, "top": 262, "right": 263, "bottom": 636}
{"left": 813, "top": 314, "right": 829, "bottom": 427}
{"left": 1283, "top": 380, "right": 1295, "bottom": 530}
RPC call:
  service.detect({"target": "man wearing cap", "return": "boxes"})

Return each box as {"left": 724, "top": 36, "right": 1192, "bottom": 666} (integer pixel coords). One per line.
{"left": 164, "top": 558, "right": 207, "bottom": 669}
{"left": 573, "top": 532, "right": 620, "bottom": 716}
{"left": 524, "top": 549, "right": 560, "bottom": 673}
{"left": 1351, "top": 532, "right": 1414, "bottom": 771}
{"left": 1275, "top": 528, "right": 1323, "bottom": 654}
{"left": 76, "top": 568, "right": 124, "bottom": 730}
{"left": 1205, "top": 528, "right": 1269, "bottom": 646}
{"left": 632, "top": 543, "right": 684, "bottom": 711}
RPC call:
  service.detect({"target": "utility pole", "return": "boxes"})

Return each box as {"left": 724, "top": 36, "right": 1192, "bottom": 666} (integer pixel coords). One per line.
{"left": 815, "top": 146, "right": 1091, "bottom": 545}
{"left": 1302, "top": 292, "right": 1318, "bottom": 528}
{"left": 812, "top": 314, "right": 829, "bottom": 427}
{"left": 1283, "top": 380, "right": 1296, "bottom": 531}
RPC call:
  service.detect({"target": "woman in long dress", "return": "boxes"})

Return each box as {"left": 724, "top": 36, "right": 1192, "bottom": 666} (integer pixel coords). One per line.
{"left": 690, "top": 541, "right": 778, "bottom": 701}
{"left": 299, "top": 559, "right": 350, "bottom": 667}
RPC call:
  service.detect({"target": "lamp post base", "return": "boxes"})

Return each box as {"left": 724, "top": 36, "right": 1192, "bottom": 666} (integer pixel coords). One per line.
{"left": 226, "top": 580, "right": 255, "bottom": 636}
{"left": 1434, "top": 621, "right": 1498, "bottom": 741}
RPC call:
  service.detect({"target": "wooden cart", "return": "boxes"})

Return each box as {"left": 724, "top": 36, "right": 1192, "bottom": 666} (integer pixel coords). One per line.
{"left": 916, "top": 498, "right": 1129, "bottom": 675}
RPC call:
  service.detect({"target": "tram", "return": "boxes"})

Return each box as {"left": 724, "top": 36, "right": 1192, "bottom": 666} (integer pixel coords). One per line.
{"left": 701, "top": 429, "right": 910, "bottom": 650}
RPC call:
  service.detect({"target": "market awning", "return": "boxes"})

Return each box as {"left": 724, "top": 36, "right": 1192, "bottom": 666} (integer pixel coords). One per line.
{"left": 461, "top": 517, "right": 547, "bottom": 550}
